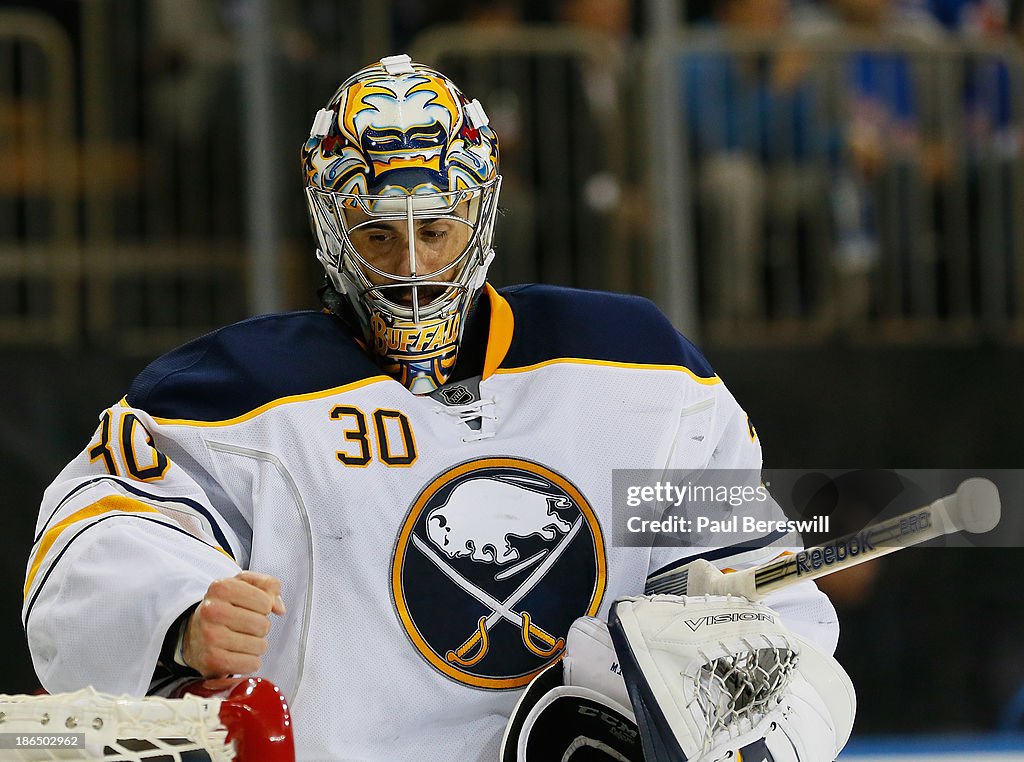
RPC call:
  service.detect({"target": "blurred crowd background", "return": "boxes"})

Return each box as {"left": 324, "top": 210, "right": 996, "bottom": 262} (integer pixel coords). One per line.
{"left": 1, "top": 0, "right": 1023, "bottom": 745}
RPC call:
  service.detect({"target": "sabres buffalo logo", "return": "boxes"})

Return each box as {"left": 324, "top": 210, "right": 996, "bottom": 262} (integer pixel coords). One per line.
{"left": 391, "top": 457, "right": 606, "bottom": 689}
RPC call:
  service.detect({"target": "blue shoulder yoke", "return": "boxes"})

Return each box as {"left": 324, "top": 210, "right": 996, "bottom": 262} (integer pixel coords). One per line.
{"left": 127, "top": 311, "right": 382, "bottom": 421}
{"left": 498, "top": 285, "right": 715, "bottom": 377}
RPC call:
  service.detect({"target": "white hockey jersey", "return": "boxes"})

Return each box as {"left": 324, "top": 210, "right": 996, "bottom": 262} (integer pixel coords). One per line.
{"left": 25, "top": 284, "right": 838, "bottom": 761}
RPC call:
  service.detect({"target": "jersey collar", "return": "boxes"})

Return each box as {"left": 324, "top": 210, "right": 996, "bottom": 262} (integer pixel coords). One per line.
{"left": 482, "top": 283, "right": 514, "bottom": 380}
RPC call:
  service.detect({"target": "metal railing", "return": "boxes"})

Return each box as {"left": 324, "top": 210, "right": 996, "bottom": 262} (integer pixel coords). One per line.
{"left": 2, "top": 5, "right": 1022, "bottom": 350}
{"left": 0, "top": 10, "right": 76, "bottom": 345}
{"left": 0, "top": 1, "right": 386, "bottom": 352}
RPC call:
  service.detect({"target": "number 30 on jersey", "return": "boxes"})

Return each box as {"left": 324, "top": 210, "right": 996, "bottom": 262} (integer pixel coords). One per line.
{"left": 330, "top": 405, "right": 417, "bottom": 468}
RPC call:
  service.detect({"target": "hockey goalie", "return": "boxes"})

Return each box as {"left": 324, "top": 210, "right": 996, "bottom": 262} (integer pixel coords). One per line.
{"left": 23, "top": 53, "right": 855, "bottom": 761}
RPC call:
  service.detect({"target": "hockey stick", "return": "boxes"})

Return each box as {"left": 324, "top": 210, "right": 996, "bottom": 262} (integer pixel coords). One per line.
{"left": 645, "top": 477, "right": 1001, "bottom": 600}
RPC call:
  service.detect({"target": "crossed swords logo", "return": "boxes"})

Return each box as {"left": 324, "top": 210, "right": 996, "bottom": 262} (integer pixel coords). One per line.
{"left": 411, "top": 515, "right": 585, "bottom": 667}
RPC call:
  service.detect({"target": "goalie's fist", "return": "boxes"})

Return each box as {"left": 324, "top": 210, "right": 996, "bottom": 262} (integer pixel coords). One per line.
{"left": 182, "top": 571, "right": 286, "bottom": 678}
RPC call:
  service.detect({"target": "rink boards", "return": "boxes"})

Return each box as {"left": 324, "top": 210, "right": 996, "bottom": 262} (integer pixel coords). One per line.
{"left": 842, "top": 735, "right": 1024, "bottom": 760}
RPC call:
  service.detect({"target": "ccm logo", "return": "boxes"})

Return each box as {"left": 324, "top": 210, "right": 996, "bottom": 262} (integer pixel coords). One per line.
{"left": 578, "top": 706, "right": 638, "bottom": 743}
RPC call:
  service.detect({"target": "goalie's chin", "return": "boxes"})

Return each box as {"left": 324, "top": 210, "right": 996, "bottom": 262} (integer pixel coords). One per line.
{"left": 395, "top": 285, "right": 449, "bottom": 307}
{"left": 367, "top": 283, "right": 456, "bottom": 311}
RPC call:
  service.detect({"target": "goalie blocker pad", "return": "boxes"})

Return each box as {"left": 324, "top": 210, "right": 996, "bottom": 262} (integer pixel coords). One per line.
{"left": 500, "top": 661, "right": 644, "bottom": 762}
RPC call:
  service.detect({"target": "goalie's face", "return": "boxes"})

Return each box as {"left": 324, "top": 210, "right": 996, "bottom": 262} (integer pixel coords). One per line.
{"left": 345, "top": 201, "right": 473, "bottom": 308}
{"left": 308, "top": 184, "right": 497, "bottom": 321}
{"left": 306, "top": 182, "right": 500, "bottom": 394}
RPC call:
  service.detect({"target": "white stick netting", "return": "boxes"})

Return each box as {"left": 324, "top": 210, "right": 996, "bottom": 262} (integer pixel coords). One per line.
{"left": 0, "top": 689, "right": 233, "bottom": 761}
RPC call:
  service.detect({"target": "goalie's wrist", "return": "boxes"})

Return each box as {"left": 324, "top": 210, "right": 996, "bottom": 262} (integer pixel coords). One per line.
{"left": 159, "top": 603, "right": 201, "bottom": 676}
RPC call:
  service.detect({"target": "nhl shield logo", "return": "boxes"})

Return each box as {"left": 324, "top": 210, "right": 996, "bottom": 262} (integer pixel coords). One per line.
{"left": 391, "top": 457, "right": 606, "bottom": 689}
{"left": 438, "top": 384, "right": 475, "bottom": 406}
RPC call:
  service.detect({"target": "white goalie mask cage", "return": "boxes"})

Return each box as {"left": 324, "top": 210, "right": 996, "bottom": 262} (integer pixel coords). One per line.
{"left": 306, "top": 177, "right": 502, "bottom": 325}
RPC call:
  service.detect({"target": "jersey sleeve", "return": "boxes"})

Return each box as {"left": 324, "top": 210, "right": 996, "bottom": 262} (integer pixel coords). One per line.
{"left": 646, "top": 375, "right": 840, "bottom": 655}
{"left": 24, "top": 400, "right": 248, "bottom": 695}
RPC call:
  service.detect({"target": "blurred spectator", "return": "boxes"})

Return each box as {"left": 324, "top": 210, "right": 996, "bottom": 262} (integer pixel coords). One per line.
{"left": 554, "top": 0, "right": 650, "bottom": 292}
{"left": 435, "top": 1, "right": 539, "bottom": 287}
{"left": 445, "top": 0, "right": 525, "bottom": 28}
{"left": 954, "top": 0, "right": 1021, "bottom": 321}
{"left": 147, "top": 0, "right": 240, "bottom": 143}
{"left": 555, "top": 0, "right": 634, "bottom": 215}
{"left": 925, "top": 0, "right": 1009, "bottom": 35}
{"left": 828, "top": 0, "right": 945, "bottom": 36}
{"left": 147, "top": 0, "right": 317, "bottom": 141}
{"left": 557, "top": 0, "right": 634, "bottom": 39}
{"left": 145, "top": 0, "right": 317, "bottom": 241}
{"left": 683, "top": 0, "right": 828, "bottom": 322}
{"left": 803, "top": 0, "right": 948, "bottom": 323}
{"left": 418, "top": 0, "right": 633, "bottom": 290}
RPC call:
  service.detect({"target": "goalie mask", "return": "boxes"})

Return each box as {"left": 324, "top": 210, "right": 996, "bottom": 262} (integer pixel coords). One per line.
{"left": 302, "top": 54, "right": 501, "bottom": 394}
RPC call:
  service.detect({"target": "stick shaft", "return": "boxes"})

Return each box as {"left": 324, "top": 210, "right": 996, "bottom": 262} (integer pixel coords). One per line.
{"left": 747, "top": 493, "right": 957, "bottom": 598}
{"left": 645, "top": 479, "right": 998, "bottom": 599}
